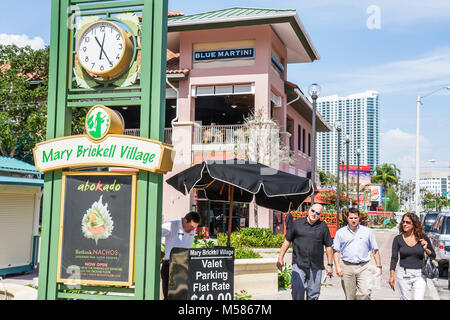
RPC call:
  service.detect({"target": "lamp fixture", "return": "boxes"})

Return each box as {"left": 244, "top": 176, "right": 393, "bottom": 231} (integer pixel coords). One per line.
{"left": 308, "top": 83, "right": 322, "bottom": 99}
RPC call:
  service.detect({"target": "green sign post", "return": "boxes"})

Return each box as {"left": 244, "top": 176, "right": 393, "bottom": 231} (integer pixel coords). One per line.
{"left": 38, "top": 0, "right": 169, "bottom": 300}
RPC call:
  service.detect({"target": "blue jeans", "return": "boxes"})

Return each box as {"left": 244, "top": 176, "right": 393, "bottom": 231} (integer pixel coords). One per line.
{"left": 291, "top": 264, "right": 322, "bottom": 300}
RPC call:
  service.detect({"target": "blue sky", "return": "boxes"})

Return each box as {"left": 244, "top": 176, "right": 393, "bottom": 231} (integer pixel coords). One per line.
{"left": 1, "top": 0, "right": 449, "bottom": 181}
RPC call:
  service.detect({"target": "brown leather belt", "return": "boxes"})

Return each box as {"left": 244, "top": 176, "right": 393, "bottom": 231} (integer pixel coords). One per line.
{"left": 343, "top": 260, "right": 369, "bottom": 265}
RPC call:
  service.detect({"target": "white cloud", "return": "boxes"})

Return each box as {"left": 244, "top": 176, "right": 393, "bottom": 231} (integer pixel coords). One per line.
{"left": 0, "top": 34, "right": 46, "bottom": 50}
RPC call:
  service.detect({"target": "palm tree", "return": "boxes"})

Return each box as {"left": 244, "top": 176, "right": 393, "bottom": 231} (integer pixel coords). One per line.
{"left": 372, "top": 163, "right": 401, "bottom": 215}
{"left": 372, "top": 163, "right": 400, "bottom": 191}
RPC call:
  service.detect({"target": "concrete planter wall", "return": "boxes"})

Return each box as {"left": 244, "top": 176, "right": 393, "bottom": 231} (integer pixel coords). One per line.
{"left": 234, "top": 258, "right": 278, "bottom": 295}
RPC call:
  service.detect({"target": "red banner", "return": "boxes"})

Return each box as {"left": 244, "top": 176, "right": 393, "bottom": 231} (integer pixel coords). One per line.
{"left": 367, "top": 211, "right": 391, "bottom": 217}
{"left": 339, "top": 165, "right": 371, "bottom": 172}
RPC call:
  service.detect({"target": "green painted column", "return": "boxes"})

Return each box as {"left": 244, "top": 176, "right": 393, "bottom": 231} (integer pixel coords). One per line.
{"left": 140, "top": 0, "right": 168, "bottom": 300}
{"left": 38, "top": 0, "right": 73, "bottom": 300}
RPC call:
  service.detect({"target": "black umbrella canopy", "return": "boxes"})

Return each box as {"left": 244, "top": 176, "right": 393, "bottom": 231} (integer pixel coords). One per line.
{"left": 166, "top": 160, "right": 313, "bottom": 212}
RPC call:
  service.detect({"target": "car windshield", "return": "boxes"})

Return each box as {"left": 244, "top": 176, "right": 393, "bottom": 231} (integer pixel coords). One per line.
{"left": 424, "top": 214, "right": 438, "bottom": 226}
{"left": 423, "top": 214, "right": 438, "bottom": 232}
{"left": 445, "top": 218, "right": 450, "bottom": 234}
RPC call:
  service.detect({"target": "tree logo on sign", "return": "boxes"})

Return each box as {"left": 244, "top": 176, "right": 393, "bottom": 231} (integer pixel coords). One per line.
{"left": 86, "top": 106, "right": 110, "bottom": 141}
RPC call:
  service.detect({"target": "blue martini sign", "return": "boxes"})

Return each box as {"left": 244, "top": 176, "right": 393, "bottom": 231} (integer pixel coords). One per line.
{"left": 194, "top": 47, "right": 255, "bottom": 62}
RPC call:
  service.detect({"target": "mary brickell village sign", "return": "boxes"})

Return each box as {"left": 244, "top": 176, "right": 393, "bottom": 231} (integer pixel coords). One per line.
{"left": 34, "top": 104, "right": 174, "bottom": 174}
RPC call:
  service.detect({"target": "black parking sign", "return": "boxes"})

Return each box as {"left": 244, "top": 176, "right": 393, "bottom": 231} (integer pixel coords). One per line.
{"left": 188, "top": 247, "right": 234, "bottom": 300}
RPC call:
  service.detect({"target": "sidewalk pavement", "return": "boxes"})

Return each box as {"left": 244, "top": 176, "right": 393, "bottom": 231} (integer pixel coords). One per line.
{"left": 0, "top": 269, "right": 38, "bottom": 300}
{"left": 0, "top": 230, "right": 442, "bottom": 300}
{"left": 252, "top": 229, "right": 441, "bottom": 300}
{"left": 0, "top": 264, "right": 440, "bottom": 301}
{"left": 251, "top": 263, "right": 440, "bottom": 300}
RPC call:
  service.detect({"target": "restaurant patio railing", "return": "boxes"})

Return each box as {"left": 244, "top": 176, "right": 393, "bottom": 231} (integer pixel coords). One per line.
{"left": 193, "top": 124, "right": 248, "bottom": 145}
{"left": 124, "top": 125, "right": 248, "bottom": 146}
{"left": 124, "top": 128, "right": 173, "bottom": 144}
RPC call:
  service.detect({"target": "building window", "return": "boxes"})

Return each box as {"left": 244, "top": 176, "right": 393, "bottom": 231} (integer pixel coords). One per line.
{"left": 308, "top": 133, "right": 311, "bottom": 157}
{"left": 298, "top": 125, "right": 302, "bottom": 151}
{"left": 302, "top": 128, "right": 306, "bottom": 154}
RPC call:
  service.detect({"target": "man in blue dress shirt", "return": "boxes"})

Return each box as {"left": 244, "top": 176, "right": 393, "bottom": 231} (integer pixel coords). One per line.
{"left": 333, "top": 208, "right": 382, "bottom": 300}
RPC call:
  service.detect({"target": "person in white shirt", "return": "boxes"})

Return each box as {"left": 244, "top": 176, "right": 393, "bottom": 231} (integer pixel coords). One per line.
{"left": 333, "top": 208, "right": 382, "bottom": 300}
{"left": 160, "top": 211, "right": 201, "bottom": 300}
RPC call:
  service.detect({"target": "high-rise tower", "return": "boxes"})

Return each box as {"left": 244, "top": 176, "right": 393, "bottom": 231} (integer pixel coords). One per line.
{"left": 317, "top": 91, "right": 380, "bottom": 175}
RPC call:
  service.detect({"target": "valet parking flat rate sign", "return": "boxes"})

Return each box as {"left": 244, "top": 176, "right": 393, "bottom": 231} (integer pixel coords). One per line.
{"left": 188, "top": 247, "right": 234, "bottom": 300}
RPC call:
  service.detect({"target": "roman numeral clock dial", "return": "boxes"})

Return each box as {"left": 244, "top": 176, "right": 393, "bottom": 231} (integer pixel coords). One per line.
{"left": 77, "top": 21, "right": 134, "bottom": 80}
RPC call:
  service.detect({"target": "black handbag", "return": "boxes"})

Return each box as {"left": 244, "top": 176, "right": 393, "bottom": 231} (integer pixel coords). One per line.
{"left": 422, "top": 253, "right": 439, "bottom": 279}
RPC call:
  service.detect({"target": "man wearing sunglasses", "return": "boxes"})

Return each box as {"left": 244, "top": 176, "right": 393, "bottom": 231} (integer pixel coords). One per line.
{"left": 277, "top": 204, "right": 334, "bottom": 300}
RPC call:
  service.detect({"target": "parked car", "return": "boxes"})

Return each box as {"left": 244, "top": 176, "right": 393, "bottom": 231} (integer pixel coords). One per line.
{"left": 428, "top": 212, "right": 450, "bottom": 277}
{"left": 422, "top": 212, "right": 439, "bottom": 233}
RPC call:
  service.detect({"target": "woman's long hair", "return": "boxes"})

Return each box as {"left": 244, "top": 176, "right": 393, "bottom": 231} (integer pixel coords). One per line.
{"left": 399, "top": 213, "right": 425, "bottom": 240}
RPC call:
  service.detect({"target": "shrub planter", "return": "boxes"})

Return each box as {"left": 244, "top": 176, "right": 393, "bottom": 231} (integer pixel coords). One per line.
{"left": 234, "top": 258, "right": 278, "bottom": 296}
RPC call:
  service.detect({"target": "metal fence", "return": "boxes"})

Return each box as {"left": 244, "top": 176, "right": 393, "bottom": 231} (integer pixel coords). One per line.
{"left": 124, "top": 128, "right": 172, "bottom": 144}
{"left": 193, "top": 124, "right": 248, "bottom": 145}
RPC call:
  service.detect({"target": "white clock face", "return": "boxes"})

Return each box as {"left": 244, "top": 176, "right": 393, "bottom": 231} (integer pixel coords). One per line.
{"left": 77, "top": 21, "right": 126, "bottom": 75}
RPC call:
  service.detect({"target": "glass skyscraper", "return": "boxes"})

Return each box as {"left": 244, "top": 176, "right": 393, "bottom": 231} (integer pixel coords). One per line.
{"left": 316, "top": 91, "right": 380, "bottom": 175}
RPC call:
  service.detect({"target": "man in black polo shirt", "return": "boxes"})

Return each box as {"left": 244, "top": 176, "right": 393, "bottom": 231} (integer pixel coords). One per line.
{"left": 277, "top": 204, "right": 334, "bottom": 300}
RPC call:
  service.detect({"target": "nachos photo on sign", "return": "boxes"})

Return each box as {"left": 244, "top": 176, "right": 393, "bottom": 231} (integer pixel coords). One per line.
{"left": 81, "top": 195, "right": 114, "bottom": 245}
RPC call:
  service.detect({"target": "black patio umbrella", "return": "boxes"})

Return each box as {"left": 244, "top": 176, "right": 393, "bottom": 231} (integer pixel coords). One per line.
{"left": 166, "top": 160, "right": 313, "bottom": 246}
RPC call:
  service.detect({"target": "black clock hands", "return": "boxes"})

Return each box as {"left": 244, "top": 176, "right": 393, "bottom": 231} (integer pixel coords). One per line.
{"left": 99, "top": 33, "right": 106, "bottom": 60}
{"left": 95, "top": 34, "right": 113, "bottom": 66}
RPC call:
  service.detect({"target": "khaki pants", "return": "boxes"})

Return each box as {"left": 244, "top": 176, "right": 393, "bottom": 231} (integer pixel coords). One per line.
{"left": 340, "top": 261, "right": 371, "bottom": 300}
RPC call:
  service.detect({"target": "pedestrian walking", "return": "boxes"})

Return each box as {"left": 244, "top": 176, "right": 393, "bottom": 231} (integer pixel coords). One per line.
{"left": 277, "top": 204, "right": 334, "bottom": 300}
{"left": 389, "top": 213, "right": 436, "bottom": 300}
{"left": 284, "top": 211, "right": 293, "bottom": 235}
{"left": 333, "top": 208, "right": 382, "bottom": 300}
{"left": 160, "top": 211, "right": 201, "bottom": 300}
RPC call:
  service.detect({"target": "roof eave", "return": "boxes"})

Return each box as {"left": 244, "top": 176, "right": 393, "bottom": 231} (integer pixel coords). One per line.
{"left": 168, "top": 12, "right": 319, "bottom": 62}
{"left": 285, "top": 83, "right": 331, "bottom": 132}
{"left": 166, "top": 71, "right": 189, "bottom": 80}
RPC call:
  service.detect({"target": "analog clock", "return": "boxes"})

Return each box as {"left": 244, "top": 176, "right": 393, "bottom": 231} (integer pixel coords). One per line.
{"left": 77, "top": 20, "right": 134, "bottom": 80}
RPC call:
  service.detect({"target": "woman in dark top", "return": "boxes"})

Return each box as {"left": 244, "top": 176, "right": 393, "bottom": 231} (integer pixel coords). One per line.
{"left": 389, "top": 213, "right": 436, "bottom": 300}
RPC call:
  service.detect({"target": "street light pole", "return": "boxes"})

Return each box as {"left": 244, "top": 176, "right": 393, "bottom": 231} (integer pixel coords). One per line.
{"left": 309, "top": 84, "right": 321, "bottom": 205}
{"left": 415, "top": 86, "right": 450, "bottom": 214}
{"left": 335, "top": 121, "right": 342, "bottom": 228}
{"left": 356, "top": 148, "right": 361, "bottom": 210}
{"left": 345, "top": 135, "right": 351, "bottom": 208}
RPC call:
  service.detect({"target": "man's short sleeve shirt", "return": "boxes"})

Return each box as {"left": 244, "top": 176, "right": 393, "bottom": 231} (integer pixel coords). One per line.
{"left": 286, "top": 218, "right": 333, "bottom": 270}
{"left": 161, "top": 218, "right": 196, "bottom": 260}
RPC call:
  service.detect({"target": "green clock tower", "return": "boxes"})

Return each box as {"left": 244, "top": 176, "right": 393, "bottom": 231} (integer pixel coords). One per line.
{"left": 37, "top": 0, "right": 169, "bottom": 300}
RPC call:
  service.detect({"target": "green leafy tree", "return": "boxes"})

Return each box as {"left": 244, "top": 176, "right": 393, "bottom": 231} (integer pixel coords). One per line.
{"left": 0, "top": 45, "right": 87, "bottom": 163}
{"left": 386, "top": 186, "right": 400, "bottom": 212}
{"left": 0, "top": 45, "right": 49, "bottom": 161}
{"left": 318, "top": 170, "right": 337, "bottom": 186}
{"left": 422, "top": 193, "right": 449, "bottom": 211}
{"left": 371, "top": 163, "right": 401, "bottom": 197}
